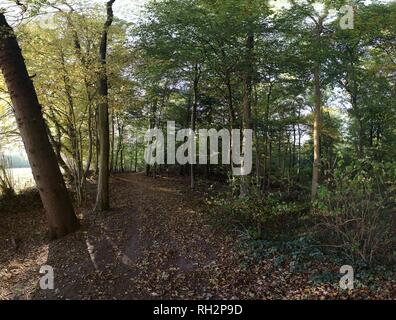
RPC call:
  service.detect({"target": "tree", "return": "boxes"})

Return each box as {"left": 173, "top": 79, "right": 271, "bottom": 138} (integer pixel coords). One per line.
{"left": 0, "top": 12, "right": 79, "bottom": 239}
{"left": 95, "top": 0, "right": 116, "bottom": 212}
{"left": 311, "top": 16, "right": 324, "bottom": 200}
{"left": 280, "top": 0, "right": 348, "bottom": 199}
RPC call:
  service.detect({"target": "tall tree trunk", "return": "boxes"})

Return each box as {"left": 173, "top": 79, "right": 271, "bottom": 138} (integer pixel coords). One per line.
{"left": 84, "top": 104, "right": 93, "bottom": 177}
{"left": 267, "top": 139, "right": 272, "bottom": 189}
{"left": 135, "top": 138, "right": 138, "bottom": 172}
{"left": 190, "top": 64, "right": 200, "bottom": 190}
{"left": 225, "top": 71, "right": 236, "bottom": 176}
{"left": 263, "top": 82, "right": 272, "bottom": 191}
{"left": 110, "top": 110, "right": 115, "bottom": 172}
{"left": 94, "top": 108, "right": 99, "bottom": 176}
{"left": 120, "top": 147, "right": 124, "bottom": 172}
{"left": 253, "top": 85, "right": 261, "bottom": 186}
{"left": 240, "top": 31, "right": 254, "bottom": 197}
{"left": 95, "top": 0, "right": 116, "bottom": 212}
{"left": 115, "top": 117, "right": 124, "bottom": 173}
{"left": 311, "top": 64, "right": 322, "bottom": 200}
{"left": 297, "top": 104, "right": 302, "bottom": 181}
{"left": 0, "top": 13, "right": 79, "bottom": 239}
{"left": 311, "top": 20, "right": 323, "bottom": 200}
{"left": 225, "top": 71, "right": 236, "bottom": 127}
{"left": 146, "top": 99, "right": 158, "bottom": 177}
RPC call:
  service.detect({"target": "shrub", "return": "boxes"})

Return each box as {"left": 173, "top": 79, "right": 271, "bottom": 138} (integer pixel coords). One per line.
{"left": 314, "top": 159, "right": 396, "bottom": 266}
{"left": 208, "top": 179, "right": 303, "bottom": 240}
{"left": 0, "top": 155, "right": 15, "bottom": 199}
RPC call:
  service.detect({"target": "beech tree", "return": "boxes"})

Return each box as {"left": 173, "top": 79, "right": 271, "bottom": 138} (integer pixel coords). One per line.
{"left": 95, "top": 0, "right": 116, "bottom": 212}
{"left": 0, "top": 12, "right": 79, "bottom": 239}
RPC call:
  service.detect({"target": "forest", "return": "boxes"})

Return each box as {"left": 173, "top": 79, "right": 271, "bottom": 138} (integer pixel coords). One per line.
{"left": 0, "top": 0, "right": 395, "bottom": 300}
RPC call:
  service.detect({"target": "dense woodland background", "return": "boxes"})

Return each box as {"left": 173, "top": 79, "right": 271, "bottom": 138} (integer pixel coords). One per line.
{"left": 0, "top": 0, "right": 395, "bottom": 299}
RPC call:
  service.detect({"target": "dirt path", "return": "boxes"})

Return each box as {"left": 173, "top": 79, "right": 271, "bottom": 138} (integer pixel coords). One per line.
{"left": 1, "top": 173, "right": 395, "bottom": 300}
{"left": 2, "top": 173, "right": 244, "bottom": 299}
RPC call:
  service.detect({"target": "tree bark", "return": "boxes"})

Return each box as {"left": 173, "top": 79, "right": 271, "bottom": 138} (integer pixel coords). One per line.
{"left": 311, "top": 20, "right": 323, "bottom": 200}
{"left": 95, "top": 0, "right": 116, "bottom": 212}
{"left": 0, "top": 13, "right": 79, "bottom": 239}
{"left": 110, "top": 110, "right": 115, "bottom": 171}
{"left": 311, "top": 64, "right": 322, "bottom": 199}
{"left": 46, "top": 121, "right": 73, "bottom": 181}
{"left": 135, "top": 137, "right": 138, "bottom": 172}
{"left": 263, "top": 82, "right": 272, "bottom": 190}
{"left": 240, "top": 32, "right": 254, "bottom": 197}
{"left": 84, "top": 104, "right": 93, "bottom": 177}
{"left": 190, "top": 64, "right": 200, "bottom": 190}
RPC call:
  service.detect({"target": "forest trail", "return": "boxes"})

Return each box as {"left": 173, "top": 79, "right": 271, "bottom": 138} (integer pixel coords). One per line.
{"left": 2, "top": 173, "right": 250, "bottom": 299}
{"left": 1, "top": 173, "right": 394, "bottom": 300}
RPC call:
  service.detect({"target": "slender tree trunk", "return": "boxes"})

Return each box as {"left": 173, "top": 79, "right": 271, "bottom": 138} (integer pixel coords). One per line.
{"left": 278, "top": 129, "right": 282, "bottom": 170}
{"left": 267, "top": 139, "right": 272, "bottom": 189}
{"left": 60, "top": 51, "right": 83, "bottom": 204}
{"left": 311, "top": 62, "right": 322, "bottom": 200}
{"left": 110, "top": 110, "right": 115, "bottom": 172}
{"left": 94, "top": 109, "right": 99, "bottom": 176}
{"left": 226, "top": 72, "right": 236, "bottom": 127}
{"left": 357, "top": 118, "right": 364, "bottom": 158}
{"left": 95, "top": 0, "right": 116, "bottom": 212}
{"left": 190, "top": 64, "right": 200, "bottom": 190}
{"left": 297, "top": 105, "right": 302, "bottom": 180}
{"left": 225, "top": 71, "right": 235, "bottom": 176}
{"left": 45, "top": 119, "right": 73, "bottom": 181}
{"left": 253, "top": 85, "right": 261, "bottom": 186}
{"left": 135, "top": 139, "right": 138, "bottom": 172}
{"left": 240, "top": 31, "right": 254, "bottom": 196}
{"left": 84, "top": 104, "right": 93, "bottom": 177}
{"left": 311, "top": 20, "right": 323, "bottom": 200}
{"left": 120, "top": 147, "right": 124, "bottom": 172}
{"left": 115, "top": 118, "right": 124, "bottom": 173}
{"left": 68, "top": 20, "right": 94, "bottom": 179}
{"left": 263, "top": 82, "right": 272, "bottom": 191}
{"left": 146, "top": 99, "right": 158, "bottom": 177}
{"left": 0, "top": 13, "right": 79, "bottom": 239}
{"left": 292, "top": 124, "right": 296, "bottom": 172}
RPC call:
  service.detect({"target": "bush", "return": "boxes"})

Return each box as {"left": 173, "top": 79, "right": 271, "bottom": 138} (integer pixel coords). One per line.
{"left": 208, "top": 179, "right": 304, "bottom": 240}
{"left": 314, "top": 159, "right": 396, "bottom": 266}
{"left": 0, "top": 155, "right": 15, "bottom": 199}
{"left": 0, "top": 187, "right": 41, "bottom": 213}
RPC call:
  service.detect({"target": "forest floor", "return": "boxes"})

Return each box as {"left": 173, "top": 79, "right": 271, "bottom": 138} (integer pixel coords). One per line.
{"left": 0, "top": 173, "right": 395, "bottom": 300}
